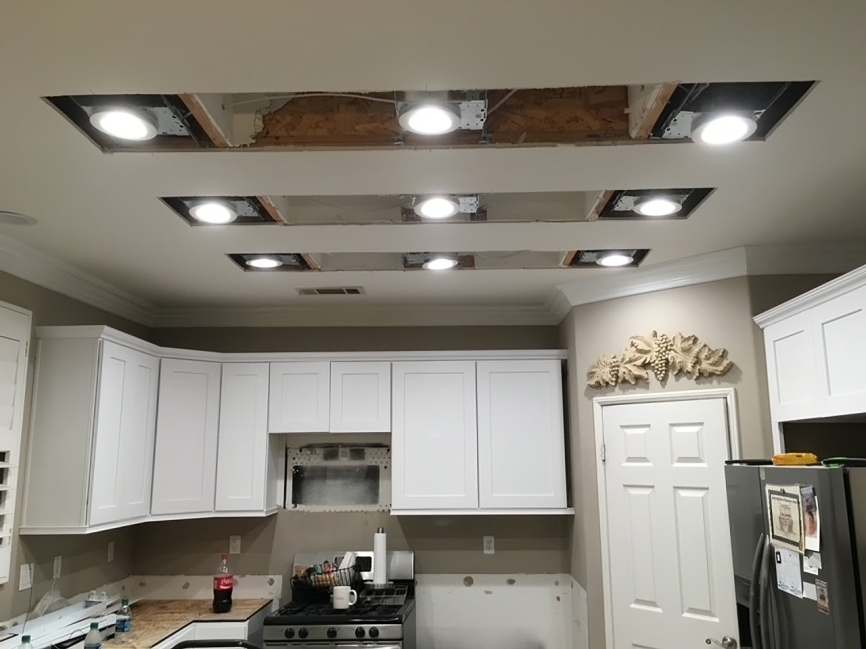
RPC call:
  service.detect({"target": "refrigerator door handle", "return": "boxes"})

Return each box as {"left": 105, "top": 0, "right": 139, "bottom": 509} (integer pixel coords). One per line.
{"left": 759, "top": 536, "right": 772, "bottom": 649}
{"left": 749, "top": 533, "right": 765, "bottom": 649}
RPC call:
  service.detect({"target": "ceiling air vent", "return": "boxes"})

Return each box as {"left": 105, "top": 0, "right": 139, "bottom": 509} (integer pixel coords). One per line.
{"left": 297, "top": 287, "right": 366, "bottom": 296}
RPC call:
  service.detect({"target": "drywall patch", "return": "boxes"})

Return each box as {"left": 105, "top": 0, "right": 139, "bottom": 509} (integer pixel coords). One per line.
{"left": 570, "top": 576, "right": 589, "bottom": 649}
{"left": 415, "top": 574, "right": 572, "bottom": 649}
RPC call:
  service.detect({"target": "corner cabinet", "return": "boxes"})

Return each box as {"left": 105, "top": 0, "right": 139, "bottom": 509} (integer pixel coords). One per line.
{"left": 756, "top": 266, "right": 866, "bottom": 449}
{"left": 151, "top": 359, "right": 221, "bottom": 516}
{"left": 216, "top": 363, "right": 281, "bottom": 513}
{"left": 391, "top": 361, "right": 479, "bottom": 510}
{"left": 22, "top": 330, "right": 159, "bottom": 533}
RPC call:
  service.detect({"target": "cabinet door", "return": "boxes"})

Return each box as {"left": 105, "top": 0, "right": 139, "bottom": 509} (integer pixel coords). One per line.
{"left": 812, "top": 285, "right": 866, "bottom": 417}
{"left": 151, "top": 359, "right": 221, "bottom": 515}
{"left": 392, "top": 361, "right": 478, "bottom": 510}
{"left": 268, "top": 362, "right": 330, "bottom": 432}
{"left": 216, "top": 363, "right": 269, "bottom": 512}
{"left": 763, "top": 311, "right": 823, "bottom": 422}
{"left": 477, "top": 360, "right": 567, "bottom": 509}
{"left": 329, "top": 362, "right": 391, "bottom": 432}
{"left": 89, "top": 342, "right": 159, "bottom": 526}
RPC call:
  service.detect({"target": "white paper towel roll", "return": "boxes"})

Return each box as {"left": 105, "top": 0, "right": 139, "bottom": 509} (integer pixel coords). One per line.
{"left": 373, "top": 527, "right": 387, "bottom": 585}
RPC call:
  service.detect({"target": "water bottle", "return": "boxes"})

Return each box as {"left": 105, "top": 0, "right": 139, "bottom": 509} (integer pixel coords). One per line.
{"left": 115, "top": 598, "right": 132, "bottom": 641}
{"left": 20, "top": 634, "right": 33, "bottom": 649}
{"left": 84, "top": 622, "right": 102, "bottom": 649}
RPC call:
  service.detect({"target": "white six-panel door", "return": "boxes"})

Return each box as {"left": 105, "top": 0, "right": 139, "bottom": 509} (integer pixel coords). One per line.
{"left": 216, "top": 363, "right": 269, "bottom": 512}
{"left": 269, "top": 361, "right": 330, "bottom": 432}
{"left": 477, "top": 360, "right": 567, "bottom": 509}
{"left": 151, "top": 359, "right": 221, "bottom": 515}
{"left": 602, "top": 398, "right": 737, "bottom": 649}
{"left": 329, "top": 361, "right": 391, "bottom": 432}
{"left": 89, "top": 341, "right": 159, "bottom": 525}
{"left": 392, "top": 361, "right": 478, "bottom": 510}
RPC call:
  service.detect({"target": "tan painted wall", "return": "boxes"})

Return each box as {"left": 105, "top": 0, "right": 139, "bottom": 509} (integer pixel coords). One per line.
{"left": 149, "top": 325, "right": 560, "bottom": 352}
{"left": 0, "top": 271, "right": 145, "bottom": 620}
{"left": 562, "top": 274, "right": 835, "bottom": 648}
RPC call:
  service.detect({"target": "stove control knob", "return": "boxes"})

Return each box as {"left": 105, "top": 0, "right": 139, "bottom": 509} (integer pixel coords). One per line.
{"left": 327, "top": 629, "right": 337, "bottom": 639}
{"left": 298, "top": 629, "right": 309, "bottom": 639}
{"left": 355, "top": 628, "right": 365, "bottom": 639}
{"left": 369, "top": 628, "right": 380, "bottom": 639}
{"left": 284, "top": 629, "right": 295, "bottom": 639}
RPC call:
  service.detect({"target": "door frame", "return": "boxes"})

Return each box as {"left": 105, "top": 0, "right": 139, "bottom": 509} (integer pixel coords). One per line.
{"left": 592, "top": 388, "right": 741, "bottom": 649}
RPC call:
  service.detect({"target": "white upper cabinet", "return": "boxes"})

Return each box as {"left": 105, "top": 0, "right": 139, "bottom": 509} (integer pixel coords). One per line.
{"left": 216, "top": 363, "right": 274, "bottom": 512}
{"left": 812, "top": 285, "right": 866, "bottom": 417}
{"left": 22, "top": 329, "right": 159, "bottom": 533}
{"left": 392, "top": 361, "right": 478, "bottom": 511}
{"left": 329, "top": 362, "right": 391, "bottom": 432}
{"left": 151, "top": 359, "right": 221, "bottom": 515}
{"left": 756, "top": 266, "right": 866, "bottom": 445}
{"left": 476, "top": 360, "right": 567, "bottom": 509}
{"left": 269, "top": 362, "right": 330, "bottom": 433}
{"left": 89, "top": 342, "right": 159, "bottom": 525}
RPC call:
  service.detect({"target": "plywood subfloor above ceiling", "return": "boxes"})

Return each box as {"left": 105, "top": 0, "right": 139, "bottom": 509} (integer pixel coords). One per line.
{"left": 251, "top": 87, "right": 630, "bottom": 148}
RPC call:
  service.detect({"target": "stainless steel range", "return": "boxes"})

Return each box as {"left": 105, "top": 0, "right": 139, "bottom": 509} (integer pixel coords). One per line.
{"left": 264, "top": 551, "right": 415, "bottom": 649}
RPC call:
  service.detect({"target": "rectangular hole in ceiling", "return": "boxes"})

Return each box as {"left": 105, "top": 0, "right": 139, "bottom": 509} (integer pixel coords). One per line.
{"left": 650, "top": 81, "right": 815, "bottom": 141}
{"left": 162, "top": 196, "right": 280, "bottom": 226}
{"left": 227, "top": 253, "right": 313, "bottom": 271}
{"left": 568, "top": 249, "right": 650, "bottom": 268}
{"left": 598, "top": 188, "right": 715, "bottom": 220}
{"left": 45, "top": 94, "right": 216, "bottom": 151}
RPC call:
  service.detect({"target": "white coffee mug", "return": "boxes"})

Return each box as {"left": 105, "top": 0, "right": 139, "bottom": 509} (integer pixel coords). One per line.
{"left": 333, "top": 586, "right": 358, "bottom": 609}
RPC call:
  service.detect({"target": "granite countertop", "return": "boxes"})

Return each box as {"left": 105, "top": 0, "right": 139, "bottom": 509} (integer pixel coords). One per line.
{"left": 103, "top": 599, "right": 272, "bottom": 649}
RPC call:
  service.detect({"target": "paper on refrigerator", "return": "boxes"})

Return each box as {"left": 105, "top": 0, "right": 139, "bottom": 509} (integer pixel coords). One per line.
{"left": 801, "top": 485, "right": 820, "bottom": 552}
{"left": 775, "top": 547, "right": 803, "bottom": 598}
{"left": 766, "top": 484, "right": 804, "bottom": 552}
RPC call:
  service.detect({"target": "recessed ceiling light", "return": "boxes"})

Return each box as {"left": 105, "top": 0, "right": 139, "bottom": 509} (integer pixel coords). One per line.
{"left": 691, "top": 113, "right": 758, "bottom": 145}
{"left": 633, "top": 197, "right": 682, "bottom": 217}
{"left": 246, "top": 257, "right": 282, "bottom": 269}
{"left": 423, "top": 256, "right": 458, "bottom": 270}
{"left": 414, "top": 196, "right": 460, "bottom": 219}
{"left": 89, "top": 108, "right": 159, "bottom": 141}
{"left": 189, "top": 202, "right": 237, "bottom": 224}
{"left": 398, "top": 104, "right": 460, "bottom": 135}
{"left": 0, "top": 211, "right": 37, "bottom": 226}
{"left": 596, "top": 253, "right": 634, "bottom": 268}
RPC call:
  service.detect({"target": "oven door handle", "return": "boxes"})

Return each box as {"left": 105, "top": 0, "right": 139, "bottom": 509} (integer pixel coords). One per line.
{"left": 173, "top": 642, "right": 264, "bottom": 649}
{"left": 264, "top": 645, "right": 402, "bottom": 649}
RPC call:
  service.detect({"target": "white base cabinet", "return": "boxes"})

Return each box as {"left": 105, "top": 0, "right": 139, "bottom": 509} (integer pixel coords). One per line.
{"left": 22, "top": 331, "right": 159, "bottom": 533}
{"left": 477, "top": 360, "right": 567, "bottom": 509}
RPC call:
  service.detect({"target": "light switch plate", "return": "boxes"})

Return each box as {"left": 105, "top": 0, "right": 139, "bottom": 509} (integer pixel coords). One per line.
{"left": 229, "top": 535, "right": 241, "bottom": 554}
{"left": 107, "top": 541, "right": 115, "bottom": 563}
{"left": 483, "top": 536, "right": 495, "bottom": 555}
{"left": 53, "top": 555, "right": 62, "bottom": 579}
{"left": 19, "top": 563, "right": 33, "bottom": 591}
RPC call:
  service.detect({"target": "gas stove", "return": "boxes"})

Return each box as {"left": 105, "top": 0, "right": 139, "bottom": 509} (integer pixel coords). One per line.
{"left": 264, "top": 551, "right": 415, "bottom": 649}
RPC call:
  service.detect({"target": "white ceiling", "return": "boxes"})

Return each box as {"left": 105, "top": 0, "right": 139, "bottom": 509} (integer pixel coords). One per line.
{"left": 1, "top": 1, "right": 866, "bottom": 325}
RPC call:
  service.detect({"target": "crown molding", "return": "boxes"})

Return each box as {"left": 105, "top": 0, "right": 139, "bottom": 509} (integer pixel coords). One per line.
{"left": 754, "top": 262, "right": 866, "bottom": 328}
{"left": 552, "top": 245, "right": 866, "bottom": 321}
{"left": 153, "top": 303, "right": 557, "bottom": 328}
{"left": 0, "top": 236, "right": 159, "bottom": 326}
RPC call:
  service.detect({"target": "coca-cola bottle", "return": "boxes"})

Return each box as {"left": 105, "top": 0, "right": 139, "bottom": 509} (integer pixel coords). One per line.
{"left": 213, "top": 553, "right": 233, "bottom": 613}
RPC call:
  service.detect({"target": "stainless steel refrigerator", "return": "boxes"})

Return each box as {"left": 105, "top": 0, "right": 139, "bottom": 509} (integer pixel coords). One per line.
{"left": 724, "top": 463, "right": 866, "bottom": 649}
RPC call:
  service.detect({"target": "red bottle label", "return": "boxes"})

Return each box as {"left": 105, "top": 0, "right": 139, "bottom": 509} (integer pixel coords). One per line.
{"left": 214, "top": 575, "right": 233, "bottom": 591}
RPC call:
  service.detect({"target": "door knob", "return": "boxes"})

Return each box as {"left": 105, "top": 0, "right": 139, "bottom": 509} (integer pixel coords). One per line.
{"left": 706, "top": 637, "right": 737, "bottom": 649}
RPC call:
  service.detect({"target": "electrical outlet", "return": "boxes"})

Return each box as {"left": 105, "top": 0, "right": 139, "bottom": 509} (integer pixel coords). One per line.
{"left": 53, "top": 555, "right": 62, "bottom": 579}
{"left": 18, "top": 563, "right": 33, "bottom": 591}
{"left": 107, "top": 541, "right": 115, "bottom": 563}
{"left": 229, "top": 535, "right": 242, "bottom": 554}
{"left": 483, "top": 536, "right": 495, "bottom": 555}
